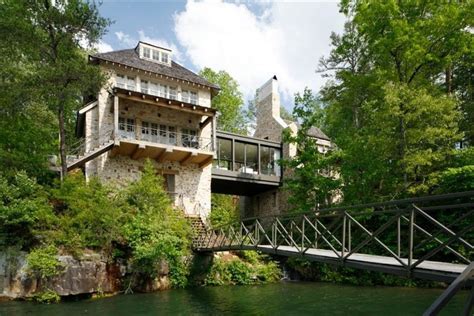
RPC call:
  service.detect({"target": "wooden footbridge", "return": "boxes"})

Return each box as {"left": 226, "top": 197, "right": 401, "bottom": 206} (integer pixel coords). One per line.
{"left": 193, "top": 191, "right": 474, "bottom": 315}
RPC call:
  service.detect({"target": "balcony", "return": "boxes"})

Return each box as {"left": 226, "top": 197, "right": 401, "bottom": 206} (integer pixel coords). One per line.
{"left": 111, "top": 90, "right": 217, "bottom": 168}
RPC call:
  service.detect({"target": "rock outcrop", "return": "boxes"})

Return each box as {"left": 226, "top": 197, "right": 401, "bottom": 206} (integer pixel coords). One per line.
{"left": 0, "top": 251, "right": 125, "bottom": 300}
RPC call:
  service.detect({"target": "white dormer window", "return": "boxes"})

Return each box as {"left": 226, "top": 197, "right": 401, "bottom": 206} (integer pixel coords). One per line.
{"left": 161, "top": 52, "right": 169, "bottom": 64}
{"left": 152, "top": 50, "right": 160, "bottom": 61}
{"left": 143, "top": 47, "right": 151, "bottom": 59}
{"left": 138, "top": 42, "right": 172, "bottom": 66}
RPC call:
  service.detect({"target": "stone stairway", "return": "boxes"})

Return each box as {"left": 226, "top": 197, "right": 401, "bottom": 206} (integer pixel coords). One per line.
{"left": 67, "top": 140, "right": 115, "bottom": 171}
{"left": 186, "top": 216, "right": 210, "bottom": 249}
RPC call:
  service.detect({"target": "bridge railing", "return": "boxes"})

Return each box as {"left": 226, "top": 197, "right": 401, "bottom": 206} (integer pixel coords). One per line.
{"left": 195, "top": 191, "right": 474, "bottom": 274}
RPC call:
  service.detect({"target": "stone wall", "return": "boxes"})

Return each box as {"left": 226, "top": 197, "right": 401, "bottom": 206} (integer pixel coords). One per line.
{"left": 83, "top": 65, "right": 213, "bottom": 219}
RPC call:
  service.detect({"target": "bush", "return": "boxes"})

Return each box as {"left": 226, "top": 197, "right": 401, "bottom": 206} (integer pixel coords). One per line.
{"left": 0, "top": 172, "right": 56, "bottom": 249}
{"left": 204, "top": 251, "right": 281, "bottom": 286}
{"left": 32, "top": 290, "right": 60, "bottom": 304}
{"left": 210, "top": 194, "right": 239, "bottom": 227}
{"left": 122, "top": 160, "right": 192, "bottom": 288}
{"left": 26, "top": 245, "right": 62, "bottom": 279}
{"left": 50, "top": 172, "right": 123, "bottom": 253}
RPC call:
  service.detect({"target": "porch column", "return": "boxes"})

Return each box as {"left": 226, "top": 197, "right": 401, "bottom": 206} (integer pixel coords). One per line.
{"left": 113, "top": 95, "right": 119, "bottom": 145}
{"left": 212, "top": 114, "right": 217, "bottom": 154}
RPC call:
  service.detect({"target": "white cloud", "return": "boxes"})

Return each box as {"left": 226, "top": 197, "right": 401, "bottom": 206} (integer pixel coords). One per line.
{"left": 96, "top": 40, "right": 113, "bottom": 53}
{"left": 174, "top": 0, "right": 345, "bottom": 102}
{"left": 115, "top": 31, "right": 135, "bottom": 47}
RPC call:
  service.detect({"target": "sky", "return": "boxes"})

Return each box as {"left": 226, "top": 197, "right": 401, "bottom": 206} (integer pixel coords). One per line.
{"left": 97, "top": 0, "right": 346, "bottom": 110}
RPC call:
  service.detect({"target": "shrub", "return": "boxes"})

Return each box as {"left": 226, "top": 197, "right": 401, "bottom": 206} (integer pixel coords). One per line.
{"left": 32, "top": 290, "right": 60, "bottom": 304}
{"left": 210, "top": 194, "right": 239, "bottom": 227}
{"left": 122, "top": 160, "right": 192, "bottom": 288}
{"left": 0, "top": 172, "right": 56, "bottom": 249}
{"left": 26, "top": 245, "right": 62, "bottom": 279}
{"left": 50, "top": 172, "right": 123, "bottom": 253}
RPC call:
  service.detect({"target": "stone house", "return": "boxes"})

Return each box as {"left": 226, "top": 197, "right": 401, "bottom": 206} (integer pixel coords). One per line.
{"left": 73, "top": 42, "right": 331, "bottom": 220}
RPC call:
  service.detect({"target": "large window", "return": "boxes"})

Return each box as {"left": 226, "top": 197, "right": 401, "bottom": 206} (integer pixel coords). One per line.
{"left": 234, "top": 141, "right": 258, "bottom": 174}
{"left": 161, "top": 52, "right": 169, "bottom": 63}
{"left": 214, "top": 138, "right": 232, "bottom": 170}
{"left": 260, "top": 146, "right": 280, "bottom": 176}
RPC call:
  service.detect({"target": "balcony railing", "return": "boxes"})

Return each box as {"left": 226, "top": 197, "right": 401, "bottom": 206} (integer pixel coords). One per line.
{"left": 117, "top": 123, "right": 212, "bottom": 152}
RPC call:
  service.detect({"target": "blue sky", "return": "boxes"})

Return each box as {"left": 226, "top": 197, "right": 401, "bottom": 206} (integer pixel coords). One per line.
{"left": 96, "top": 1, "right": 346, "bottom": 110}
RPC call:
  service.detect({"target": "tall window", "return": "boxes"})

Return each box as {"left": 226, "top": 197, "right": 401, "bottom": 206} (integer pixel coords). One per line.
{"left": 181, "top": 90, "right": 198, "bottom": 104}
{"left": 182, "top": 128, "right": 198, "bottom": 148}
{"left": 143, "top": 47, "right": 151, "bottom": 59}
{"left": 161, "top": 52, "right": 169, "bottom": 63}
{"left": 118, "top": 117, "right": 135, "bottom": 139}
{"left": 169, "top": 86, "right": 177, "bottom": 100}
{"left": 116, "top": 74, "right": 135, "bottom": 91}
{"left": 159, "top": 124, "right": 176, "bottom": 145}
{"left": 181, "top": 90, "right": 189, "bottom": 103}
{"left": 190, "top": 91, "right": 198, "bottom": 105}
{"left": 141, "top": 80, "right": 149, "bottom": 94}
{"left": 152, "top": 50, "right": 160, "bottom": 61}
{"left": 214, "top": 138, "right": 232, "bottom": 170}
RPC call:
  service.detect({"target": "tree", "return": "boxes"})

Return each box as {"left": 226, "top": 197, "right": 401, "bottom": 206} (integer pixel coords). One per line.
{"left": 199, "top": 68, "right": 247, "bottom": 134}
{"left": 282, "top": 89, "right": 341, "bottom": 211}
{"left": 0, "top": 0, "right": 110, "bottom": 179}
{"left": 318, "top": 1, "right": 472, "bottom": 203}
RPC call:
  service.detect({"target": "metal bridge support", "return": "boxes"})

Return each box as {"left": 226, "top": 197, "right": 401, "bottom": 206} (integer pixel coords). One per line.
{"left": 423, "top": 262, "right": 474, "bottom": 316}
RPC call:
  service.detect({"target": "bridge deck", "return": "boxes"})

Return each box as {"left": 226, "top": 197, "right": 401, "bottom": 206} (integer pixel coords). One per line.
{"left": 199, "top": 244, "right": 468, "bottom": 283}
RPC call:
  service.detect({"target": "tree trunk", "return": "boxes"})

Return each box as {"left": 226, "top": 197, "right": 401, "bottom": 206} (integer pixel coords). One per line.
{"left": 446, "top": 66, "right": 452, "bottom": 95}
{"left": 58, "top": 105, "right": 67, "bottom": 181}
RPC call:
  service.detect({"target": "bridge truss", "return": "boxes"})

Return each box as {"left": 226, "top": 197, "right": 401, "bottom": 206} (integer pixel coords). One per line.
{"left": 194, "top": 191, "right": 474, "bottom": 315}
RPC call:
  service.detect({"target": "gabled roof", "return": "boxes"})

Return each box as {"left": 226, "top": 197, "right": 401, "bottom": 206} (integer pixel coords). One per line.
{"left": 286, "top": 120, "right": 330, "bottom": 141}
{"left": 89, "top": 48, "right": 220, "bottom": 92}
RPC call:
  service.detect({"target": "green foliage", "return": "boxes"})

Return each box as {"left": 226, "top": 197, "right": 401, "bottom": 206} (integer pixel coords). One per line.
{"left": 282, "top": 88, "right": 341, "bottom": 211}
{"left": 122, "top": 160, "right": 191, "bottom": 288}
{"left": 317, "top": 1, "right": 472, "bottom": 203}
{"left": 205, "top": 252, "right": 281, "bottom": 286}
{"left": 26, "top": 245, "right": 62, "bottom": 279}
{"left": 0, "top": 172, "right": 56, "bottom": 249}
{"left": 210, "top": 194, "right": 239, "bottom": 227}
{"left": 199, "top": 67, "right": 248, "bottom": 134}
{"left": 50, "top": 172, "right": 123, "bottom": 252}
{"left": 0, "top": 0, "right": 111, "bottom": 177}
{"left": 32, "top": 290, "right": 61, "bottom": 304}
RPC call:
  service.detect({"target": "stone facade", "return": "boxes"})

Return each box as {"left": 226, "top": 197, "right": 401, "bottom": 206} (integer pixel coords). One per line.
{"left": 82, "top": 45, "right": 214, "bottom": 219}
{"left": 248, "top": 76, "right": 332, "bottom": 216}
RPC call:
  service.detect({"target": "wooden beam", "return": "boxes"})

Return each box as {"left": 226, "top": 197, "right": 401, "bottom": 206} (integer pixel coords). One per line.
{"left": 200, "top": 116, "right": 213, "bottom": 129}
{"left": 131, "top": 144, "right": 146, "bottom": 160}
{"left": 180, "top": 151, "right": 198, "bottom": 166}
{"left": 114, "top": 90, "right": 215, "bottom": 117}
{"left": 199, "top": 156, "right": 214, "bottom": 169}
{"left": 109, "top": 146, "right": 120, "bottom": 158}
{"left": 156, "top": 148, "right": 173, "bottom": 163}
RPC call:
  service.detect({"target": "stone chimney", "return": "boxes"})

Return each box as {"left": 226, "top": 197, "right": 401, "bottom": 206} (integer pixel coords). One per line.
{"left": 253, "top": 75, "right": 288, "bottom": 142}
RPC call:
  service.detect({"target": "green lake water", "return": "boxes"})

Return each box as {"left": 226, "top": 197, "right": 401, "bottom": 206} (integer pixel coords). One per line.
{"left": 0, "top": 282, "right": 468, "bottom": 315}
